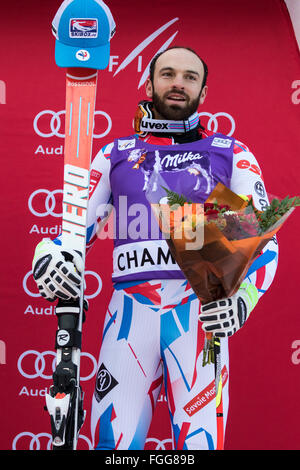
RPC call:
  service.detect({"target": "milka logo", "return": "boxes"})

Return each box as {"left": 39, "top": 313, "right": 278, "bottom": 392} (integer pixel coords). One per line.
{"left": 161, "top": 152, "right": 204, "bottom": 168}
{"left": 110, "top": 18, "right": 179, "bottom": 89}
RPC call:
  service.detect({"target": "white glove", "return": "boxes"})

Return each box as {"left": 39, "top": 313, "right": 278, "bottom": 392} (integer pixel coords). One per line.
{"left": 199, "top": 284, "right": 258, "bottom": 337}
{"left": 32, "top": 238, "right": 84, "bottom": 302}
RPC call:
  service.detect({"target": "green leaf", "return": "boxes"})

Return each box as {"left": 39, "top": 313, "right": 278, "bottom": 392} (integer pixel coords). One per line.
{"left": 257, "top": 195, "right": 300, "bottom": 231}
{"left": 162, "top": 186, "right": 189, "bottom": 207}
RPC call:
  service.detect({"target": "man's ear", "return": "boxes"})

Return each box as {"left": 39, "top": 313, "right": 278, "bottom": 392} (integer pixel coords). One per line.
{"left": 145, "top": 78, "right": 153, "bottom": 99}
{"left": 199, "top": 85, "right": 208, "bottom": 105}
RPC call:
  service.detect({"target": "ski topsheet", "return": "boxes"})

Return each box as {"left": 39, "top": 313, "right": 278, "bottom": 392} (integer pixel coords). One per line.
{"left": 62, "top": 67, "right": 98, "bottom": 252}
{"left": 45, "top": 67, "right": 98, "bottom": 449}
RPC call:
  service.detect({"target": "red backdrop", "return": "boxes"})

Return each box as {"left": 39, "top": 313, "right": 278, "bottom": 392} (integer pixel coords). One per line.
{"left": 1, "top": 0, "right": 300, "bottom": 451}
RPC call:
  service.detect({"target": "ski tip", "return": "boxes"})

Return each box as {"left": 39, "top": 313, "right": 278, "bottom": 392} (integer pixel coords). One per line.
{"left": 66, "top": 67, "right": 98, "bottom": 80}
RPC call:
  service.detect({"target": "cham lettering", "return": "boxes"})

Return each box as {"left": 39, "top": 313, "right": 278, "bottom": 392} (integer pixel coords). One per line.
{"left": 117, "top": 247, "right": 176, "bottom": 271}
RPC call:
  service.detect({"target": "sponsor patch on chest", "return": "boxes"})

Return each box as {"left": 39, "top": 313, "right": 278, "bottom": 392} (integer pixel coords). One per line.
{"left": 211, "top": 137, "right": 232, "bottom": 148}
{"left": 118, "top": 139, "right": 136, "bottom": 151}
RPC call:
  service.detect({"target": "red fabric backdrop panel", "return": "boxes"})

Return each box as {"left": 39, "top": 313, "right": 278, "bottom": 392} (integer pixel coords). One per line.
{"left": 0, "top": 0, "right": 299, "bottom": 450}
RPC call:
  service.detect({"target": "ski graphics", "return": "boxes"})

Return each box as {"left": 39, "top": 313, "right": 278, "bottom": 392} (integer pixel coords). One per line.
{"left": 45, "top": 67, "right": 98, "bottom": 449}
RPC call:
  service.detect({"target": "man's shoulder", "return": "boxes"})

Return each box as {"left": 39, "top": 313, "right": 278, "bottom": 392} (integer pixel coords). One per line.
{"left": 232, "top": 138, "right": 251, "bottom": 155}
{"left": 210, "top": 131, "right": 251, "bottom": 155}
{"left": 97, "top": 134, "right": 138, "bottom": 156}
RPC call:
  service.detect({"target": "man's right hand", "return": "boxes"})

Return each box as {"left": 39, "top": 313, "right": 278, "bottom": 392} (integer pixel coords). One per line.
{"left": 32, "top": 238, "right": 84, "bottom": 302}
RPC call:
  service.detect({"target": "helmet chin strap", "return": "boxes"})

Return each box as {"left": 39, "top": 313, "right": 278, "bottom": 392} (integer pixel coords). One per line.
{"left": 134, "top": 100, "right": 200, "bottom": 137}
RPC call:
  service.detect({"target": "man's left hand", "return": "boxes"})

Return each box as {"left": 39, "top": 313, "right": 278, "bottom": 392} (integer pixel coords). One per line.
{"left": 199, "top": 290, "right": 253, "bottom": 337}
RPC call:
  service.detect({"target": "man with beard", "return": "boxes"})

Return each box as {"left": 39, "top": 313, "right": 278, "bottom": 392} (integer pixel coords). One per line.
{"left": 148, "top": 47, "right": 207, "bottom": 121}
{"left": 32, "top": 46, "right": 278, "bottom": 450}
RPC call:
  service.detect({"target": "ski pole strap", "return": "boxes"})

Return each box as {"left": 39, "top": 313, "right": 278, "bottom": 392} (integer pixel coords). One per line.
{"left": 56, "top": 305, "right": 81, "bottom": 315}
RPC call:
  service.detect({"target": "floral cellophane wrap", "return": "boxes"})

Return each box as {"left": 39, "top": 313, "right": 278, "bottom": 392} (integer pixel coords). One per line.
{"left": 147, "top": 176, "right": 295, "bottom": 365}
{"left": 152, "top": 182, "right": 294, "bottom": 304}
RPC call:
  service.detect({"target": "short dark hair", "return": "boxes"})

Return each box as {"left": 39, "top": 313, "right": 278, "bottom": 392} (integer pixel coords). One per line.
{"left": 149, "top": 46, "right": 208, "bottom": 90}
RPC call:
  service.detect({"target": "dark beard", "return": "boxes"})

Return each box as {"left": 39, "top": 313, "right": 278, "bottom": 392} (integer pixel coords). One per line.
{"left": 152, "top": 89, "right": 201, "bottom": 120}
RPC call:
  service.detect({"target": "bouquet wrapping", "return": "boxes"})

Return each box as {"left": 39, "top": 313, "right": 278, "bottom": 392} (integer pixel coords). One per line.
{"left": 146, "top": 171, "right": 299, "bottom": 364}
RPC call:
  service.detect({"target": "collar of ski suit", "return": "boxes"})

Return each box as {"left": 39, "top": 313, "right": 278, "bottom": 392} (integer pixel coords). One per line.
{"left": 134, "top": 100, "right": 202, "bottom": 137}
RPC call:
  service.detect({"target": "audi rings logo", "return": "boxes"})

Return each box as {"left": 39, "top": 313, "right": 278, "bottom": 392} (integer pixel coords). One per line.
{"left": 23, "top": 270, "right": 102, "bottom": 300}
{"left": 33, "top": 109, "right": 112, "bottom": 139}
{"left": 198, "top": 112, "right": 236, "bottom": 136}
{"left": 145, "top": 438, "right": 173, "bottom": 450}
{"left": 17, "top": 350, "right": 97, "bottom": 381}
{"left": 28, "top": 189, "right": 63, "bottom": 218}
{"left": 12, "top": 432, "right": 93, "bottom": 450}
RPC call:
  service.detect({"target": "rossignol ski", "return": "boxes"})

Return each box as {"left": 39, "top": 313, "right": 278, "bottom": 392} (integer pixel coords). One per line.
{"left": 45, "top": 67, "right": 98, "bottom": 450}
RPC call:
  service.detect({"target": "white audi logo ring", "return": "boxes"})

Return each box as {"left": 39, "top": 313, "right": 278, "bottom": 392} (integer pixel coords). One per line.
{"left": 33, "top": 109, "right": 112, "bottom": 139}
{"left": 28, "top": 189, "right": 63, "bottom": 218}
{"left": 198, "top": 112, "right": 236, "bottom": 136}
{"left": 12, "top": 432, "right": 93, "bottom": 450}
{"left": 145, "top": 437, "right": 173, "bottom": 450}
{"left": 17, "top": 350, "right": 97, "bottom": 381}
{"left": 23, "top": 270, "right": 102, "bottom": 300}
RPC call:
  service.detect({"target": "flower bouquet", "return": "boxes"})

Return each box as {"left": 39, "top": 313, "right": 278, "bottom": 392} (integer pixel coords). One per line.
{"left": 146, "top": 171, "right": 299, "bottom": 365}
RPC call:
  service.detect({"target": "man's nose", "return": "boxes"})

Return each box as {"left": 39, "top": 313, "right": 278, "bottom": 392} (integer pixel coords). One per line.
{"left": 171, "top": 74, "right": 185, "bottom": 89}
